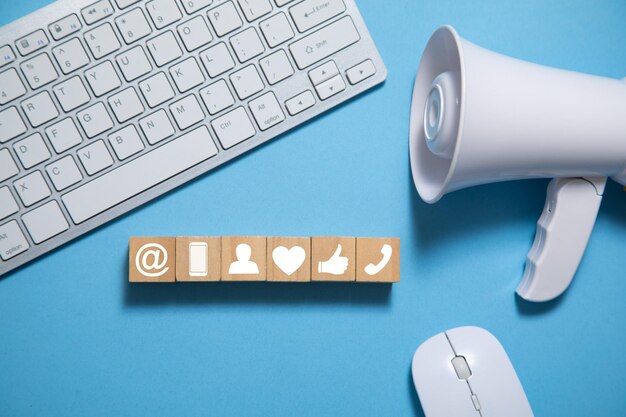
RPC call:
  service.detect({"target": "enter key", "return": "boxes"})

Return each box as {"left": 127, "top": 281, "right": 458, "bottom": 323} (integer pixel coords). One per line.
{"left": 289, "top": 0, "right": 346, "bottom": 33}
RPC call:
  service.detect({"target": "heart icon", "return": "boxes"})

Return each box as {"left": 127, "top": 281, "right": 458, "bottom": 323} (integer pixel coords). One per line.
{"left": 272, "top": 246, "right": 306, "bottom": 276}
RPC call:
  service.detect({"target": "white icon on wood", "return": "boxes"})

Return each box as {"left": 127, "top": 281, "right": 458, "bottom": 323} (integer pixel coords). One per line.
{"left": 364, "top": 244, "right": 393, "bottom": 276}
{"left": 188, "top": 242, "right": 208, "bottom": 277}
{"left": 272, "top": 246, "right": 305, "bottom": 276}
{"left": 229, "top": 243, "right": 259, "bottom": 274}
{"left": 318, "top": 244, "right": 348, "bottom": 275}
{"left": 135, "top": 243, "right": 169, "bottom": 277}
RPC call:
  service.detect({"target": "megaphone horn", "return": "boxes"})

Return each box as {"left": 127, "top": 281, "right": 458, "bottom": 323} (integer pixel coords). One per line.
{"left": 410, "top": 26, "right": 626, "bottom": 302}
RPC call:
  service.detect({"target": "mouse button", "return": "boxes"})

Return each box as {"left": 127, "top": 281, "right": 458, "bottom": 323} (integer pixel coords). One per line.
{"left": 451, "top": 355, "right": 472, "bottom": 380}
{"left": 412, "top": 333, "right": 456, "bottom": 382}
{"left": 412, "top": 333, "right": 474, "bottom": 417}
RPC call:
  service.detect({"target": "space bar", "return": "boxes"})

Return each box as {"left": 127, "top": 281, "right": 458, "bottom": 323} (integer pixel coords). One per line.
{"left": 62, "top": 126, "right": 218, "bottom": 224}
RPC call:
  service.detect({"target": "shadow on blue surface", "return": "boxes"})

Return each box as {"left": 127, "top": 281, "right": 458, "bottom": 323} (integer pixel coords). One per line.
{"left": 124, "top": 280, "right": 392, "bottom": 306}
{"left": 408, "top": 367, "right": 427, "bottom": 417}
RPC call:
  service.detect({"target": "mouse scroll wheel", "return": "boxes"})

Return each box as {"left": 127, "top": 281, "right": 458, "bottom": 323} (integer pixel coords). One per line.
{"left": 451, "top": 356, "right": 472, "bottom": 380}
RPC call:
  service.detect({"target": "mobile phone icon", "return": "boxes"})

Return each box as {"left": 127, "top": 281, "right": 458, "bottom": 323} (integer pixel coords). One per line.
{"left": 189, "top": 242, "right": 208, "bottom": 277}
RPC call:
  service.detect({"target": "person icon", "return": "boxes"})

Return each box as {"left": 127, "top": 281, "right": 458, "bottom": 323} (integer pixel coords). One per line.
{"left": 228, "top": 243, "right": 259, "bottom": 274}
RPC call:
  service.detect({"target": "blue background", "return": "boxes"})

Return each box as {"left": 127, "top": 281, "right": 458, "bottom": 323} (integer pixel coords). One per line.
{"left": 1, "top": 0, "right": 626, "bottom": 416}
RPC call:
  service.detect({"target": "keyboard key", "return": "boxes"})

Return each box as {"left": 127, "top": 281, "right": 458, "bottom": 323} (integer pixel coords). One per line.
{"left": 0, "top": 149, "right": 19, "bottom": 182}
{"left": 0, "top": 68, "right": 27, "bottom": 104}
{"left": 116, "top": 8, "right": 153, "bottom": 44}
{"left": 238, "top": 0, "right": 272, "bottom": 21}
{"left": 53, "top": 76, "right": 90, "bottom": 111}
{"left": 13, "top": 133, "right": 51, "bottom": 169}
{"left": 139, "top": 72, "right": 175, "bottom": 107}
{"left": 181, "top": 0, "right": 213, "bottom": 14}
{"left": 21, "top": 91, "right": 59, "bottom": 127}
{"left": 16, "top": 30, "right": 49, "bottom": 56}
{"left": 108, "top": 87, "right": 144, "bottom": 122}
{"left": 289, "top": 0, "right": 345, "bottom": 32}
{"left": 147, "top": 0, "right": 183, "bottom": 29}
{"left": 346, "top": 59, "right": 376, "bottom": 84}
{"left": 230, "top": 64, "right": 264, "bottom": 99}
{"left": 308, "top": 60, "right": 338, "bottom": 85}
{"left": 207, "top": 1, "right": 243, "bottom": 36}
{"left": 22, "top": 201, "right": 69, "bottom": 244}
{"left": 52, "top": 38, "right": 90, "bottom": 74}
{"left": 0, "top": 221, "right": 29, "bottom": 260}
{"left": 249, "top": 91, "right": 284, "bottom": 130}
{"left": 211, "top": 106, "right": 255, "bottom": 148}
{"left": 169, "top": 94, "right": 205, "bottom": 129}
{"left": 14, "top": 171, "right": 51, "bottom": 207}
{"left": 116, "top": 46, "right": 152, "bottom": 81}
{"left": 230, "top": 27, "right": 265, "bottom": 62}
{"left": 82, "top": 0, "right": 114, "bottom": 25}
{"left": 114, "top": 0, "right": 141, "bottom": 9}
{"left": 78, "top": 140, "right": 114, "bottom": 175}
{"left": 45, "top": 118, "right": 83, "bottom": 153}
{"left": 85, "top": 61, "right": 122, "bottom": 96}
{"left": 289, "top": 16, "right": 360, "bottom": 69}
{"left": 0, "top": 107, "right": 27, "bottom": 143}
{"left": 177, "top": 16, "right": 213, "bottom": 51}
{"left": 170, "top": 57, "right": 205, "bottom": 92}
{"left": 0, "top": 187, "right": 19, "bottom": 221}
{"left": 260, "top": 49, "right": 294, "bottom": 85}
{"left": 199, "top": 79, "right": 234, "bottom": 115}
{"left": 108, "top": 125, "right": 144, "bottom": 160}
{"left": 0, "top": 45, "right": 16, "bottom": 68}
{"left": 46, "top": 155, "right": 83, "bottom": 191}
{"left": 260, "top": 12, "right": 294, "bottom": 47}
{"left": 315, "top": 73, "right": 345, "bottom": 100}
{"left": 146, "top": 31, "right": 183, "bottom": 66}
{"left": 139, "top": 109, "right": 175, "bottom": 144}
{"left": 49, "top": 14, "right": 82, "bottom": 41}
{"left": 200, "top": 42, "right": 234, "bottom": 77}
{"left": 275, "top": 0, "right": 295, "bottom": 5}
{"left": 77, "top": 102, "right": 114, "bottom": 138}
{"left": 84, "top": 23, "right": 121, "bottom": 59}
{"left": 62, "top": 126, "right": 218, "bottom": 224}
{"left": 20, "top": 53, "right": 58, "bottom": 89}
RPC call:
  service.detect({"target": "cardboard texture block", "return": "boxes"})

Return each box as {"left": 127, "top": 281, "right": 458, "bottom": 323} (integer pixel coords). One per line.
{"left": 221, "top": 236, "right": 267, "bottom": 281}
{"left": 310, "top": 236, "right": 356, "bottom": 281}
{"left": 355, "top": 237, "right": 400, "bottom": 282}
{"left": 129, "top": 237, "right": 176, "bottom": 282}
{"left": 267, "top": 237, "right": 311, "bottom": 282}
{"left": 175, "top": 236, "right": 221, "bottom": 281}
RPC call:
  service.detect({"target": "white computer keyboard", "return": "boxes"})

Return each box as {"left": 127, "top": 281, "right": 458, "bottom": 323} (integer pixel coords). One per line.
{"left": 0, "top": 0, "right": 386, "bottom": 276}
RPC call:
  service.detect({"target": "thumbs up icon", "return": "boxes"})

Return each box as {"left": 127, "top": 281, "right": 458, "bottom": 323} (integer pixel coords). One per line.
{"left": 318, "top": 244, "right": 349, "bottom": 275}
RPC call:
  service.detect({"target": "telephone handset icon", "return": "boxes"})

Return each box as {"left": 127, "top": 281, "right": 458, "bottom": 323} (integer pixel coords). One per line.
{"left": 364, "top": 244, "right": 393, "bottom": 276}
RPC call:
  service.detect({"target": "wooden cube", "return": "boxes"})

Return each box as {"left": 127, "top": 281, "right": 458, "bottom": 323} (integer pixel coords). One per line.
{"left": 310, "top": 237, "right": 356, "bottom": 281}
{"left": 129, "top": 237, "right": 176, "bottom": 282}
{"left": 267, "top": 237, "right": 311, "bottom": 282}
{"left": 221, "top": 236, "right": 267, "bottom": 281}
{"left": 356, "top": 237, "right": 400, "bottom": 282}
{"left": 175, "top": 236, "right": 221, "bottom": 281}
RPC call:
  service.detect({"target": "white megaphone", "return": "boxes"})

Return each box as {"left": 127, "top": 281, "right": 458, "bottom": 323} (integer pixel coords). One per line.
{"left": 409, "top": 26, "right": 626, "bottom": 303}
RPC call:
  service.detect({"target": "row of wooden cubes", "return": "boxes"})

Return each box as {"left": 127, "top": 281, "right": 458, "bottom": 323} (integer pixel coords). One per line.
{"left": 129, "top": 236, "right": 400, "bottom": 283}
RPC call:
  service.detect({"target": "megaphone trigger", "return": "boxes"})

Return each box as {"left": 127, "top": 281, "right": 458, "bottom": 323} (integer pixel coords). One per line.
{"left": 517, "top": 177, "right": 606, "bottom": 302}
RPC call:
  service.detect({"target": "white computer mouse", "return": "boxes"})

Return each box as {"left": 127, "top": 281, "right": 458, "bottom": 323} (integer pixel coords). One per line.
{"left": 411, "top": 326, "right": 534, "bottom": 417}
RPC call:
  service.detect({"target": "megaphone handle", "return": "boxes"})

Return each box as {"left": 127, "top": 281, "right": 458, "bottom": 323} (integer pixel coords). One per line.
{"left": 517, "top": 176, "right": 606, "bottom": 302}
